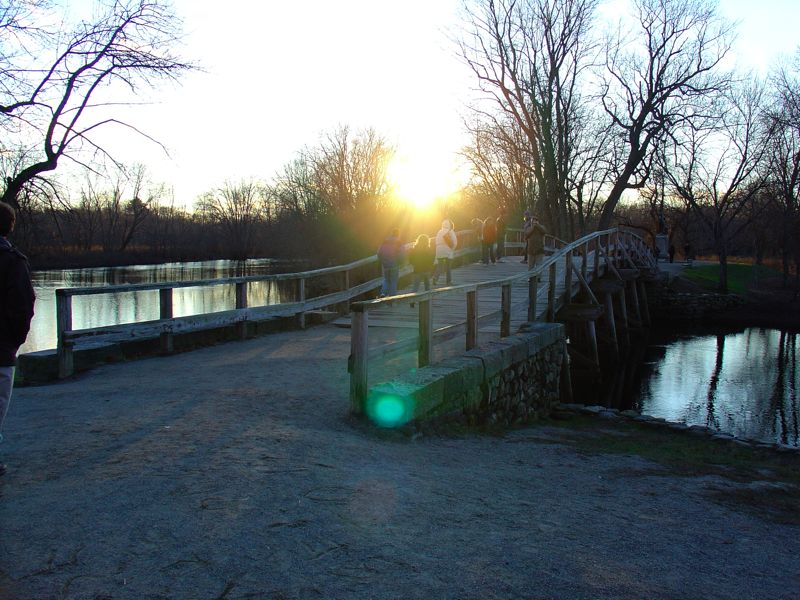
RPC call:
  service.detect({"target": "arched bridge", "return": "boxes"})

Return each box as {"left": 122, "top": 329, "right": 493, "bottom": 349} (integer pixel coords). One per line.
{"left": 48, "top": 227, "right": 658, "bottom": 422}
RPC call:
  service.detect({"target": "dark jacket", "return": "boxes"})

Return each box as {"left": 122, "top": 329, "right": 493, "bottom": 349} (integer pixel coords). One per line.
{"left": 524, "top": 221, "right": 547, "bottom": 258}
{"left": 408, "top": 243, "right": 435, "bottom": 274}
{"left": 377, "top": 236, "right": 404, "bottom": 268}
{"left": 0, "top": 238, "right": 35, "bottom": 366}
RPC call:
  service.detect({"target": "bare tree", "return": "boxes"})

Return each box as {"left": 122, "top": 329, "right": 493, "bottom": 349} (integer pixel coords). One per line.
{"left": 460, "top": 114, "right": 535, "bottom": 217}
{"left": 458, "top": 0, "right": 598, "bottom": 238}
{"left": 196, "top": 180, "right": 265, "bottom": 260}
{"left": 765, "top": 50, "right": 800, "bottom": 288}
{"left": 0, "top": 0, "right": 192, "bottom": 208}
{"left": 597, "top": 0, "right": 733, "bottom": 228}
{"left": 309, "top": 126, "right": 395, "bottom": 216}
{"left": 664, "top": 81, "right": 770, "bottom": 292}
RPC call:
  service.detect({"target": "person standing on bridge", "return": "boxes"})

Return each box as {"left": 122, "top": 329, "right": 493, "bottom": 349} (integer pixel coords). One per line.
{"left": 0, "top": 202, "right": 35, "bottom": 477}
{"left": 524, "top": 214, "right": 548, "bottom": 267}
{"left": 377, "top": 228, "right": 405, "bottom": 297}
{"left": 481, "top": 217, "right": 497, "bottom": 265}
{"left": 433, "top": 219, "right": 457, "bottom": 286}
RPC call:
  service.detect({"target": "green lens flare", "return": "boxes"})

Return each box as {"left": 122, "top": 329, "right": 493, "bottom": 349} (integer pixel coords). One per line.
{"left": 366, "top": 393, "right": 413, "bottom": 428}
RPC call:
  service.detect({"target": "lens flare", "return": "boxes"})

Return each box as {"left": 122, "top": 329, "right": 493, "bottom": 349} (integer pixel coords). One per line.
{"left": 366, "top": 393, "right": 414, "bottom": 428}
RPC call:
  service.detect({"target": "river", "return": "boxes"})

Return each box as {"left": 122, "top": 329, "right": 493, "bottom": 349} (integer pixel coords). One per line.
{"left": 632, "top": 326, "right": 799, "bottom": 447}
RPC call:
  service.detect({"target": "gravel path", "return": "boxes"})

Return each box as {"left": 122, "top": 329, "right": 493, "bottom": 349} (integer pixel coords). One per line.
{"left": 1, "top": 325, "right": 798, "bottom": 599}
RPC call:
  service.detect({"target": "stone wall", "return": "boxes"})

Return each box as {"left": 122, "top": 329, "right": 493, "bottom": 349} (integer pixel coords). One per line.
{"left": 366, "top": 322, "right": 565, "bottom": 429}
{"left": 648, "top": 287, "right": 745, "bottom": 321}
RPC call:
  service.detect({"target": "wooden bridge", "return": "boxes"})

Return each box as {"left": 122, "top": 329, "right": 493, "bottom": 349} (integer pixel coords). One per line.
{"left": 52, "top": 227, "right": 658, "bottom": 410}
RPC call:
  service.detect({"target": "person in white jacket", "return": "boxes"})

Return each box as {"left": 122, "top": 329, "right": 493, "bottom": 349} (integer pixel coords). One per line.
{"left": 432, "top": 219, "right": 457, "bottom": 285}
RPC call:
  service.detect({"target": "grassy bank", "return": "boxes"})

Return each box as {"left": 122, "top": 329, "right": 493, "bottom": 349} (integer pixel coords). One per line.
{"left": 681, "top": 263, "right": 782, "bottom": 294}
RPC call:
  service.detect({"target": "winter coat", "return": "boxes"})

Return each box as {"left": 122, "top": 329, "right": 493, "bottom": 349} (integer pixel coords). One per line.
{"left": 0, "top": 238, "right": 35, "bottom": 366}
{"left": 482, "top": 219, "right": 497, "bottom": 244}
{"left": 409, "top": 243, "right": 435, "bottom": 274}
{"left": 434, "top": 220, "right": 457, "bottom": 260}
{"left": 524, "top": 220, "right": 547, "bottom": 261}
{"left": 377, "top": 235, "right": 404, "bottom": 268}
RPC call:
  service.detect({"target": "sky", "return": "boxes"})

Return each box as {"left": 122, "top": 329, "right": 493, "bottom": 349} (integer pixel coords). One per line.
{"left": 71, "top": 0, "right": 800, "bottom": 210}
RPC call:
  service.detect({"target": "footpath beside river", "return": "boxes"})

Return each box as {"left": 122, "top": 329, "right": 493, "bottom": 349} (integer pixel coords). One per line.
{"left": 1, "top": 321, "right": 799, "bottom": 599}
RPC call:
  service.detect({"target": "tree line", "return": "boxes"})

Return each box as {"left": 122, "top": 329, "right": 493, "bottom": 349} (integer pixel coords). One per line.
{"left": 1, "top": 0, "right": 798, "bottom": 293}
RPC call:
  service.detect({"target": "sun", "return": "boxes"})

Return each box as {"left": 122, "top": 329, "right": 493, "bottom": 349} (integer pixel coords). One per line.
{"left": 388, "top": 153, "right": 461, "bottom": 212}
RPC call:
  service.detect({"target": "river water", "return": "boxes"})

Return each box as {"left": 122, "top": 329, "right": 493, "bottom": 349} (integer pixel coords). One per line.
{"left": 632, "top": 326, "right": 799, "bottom": 447}
{"left": 20, "top": 259, "right": 298, "bottom": 355}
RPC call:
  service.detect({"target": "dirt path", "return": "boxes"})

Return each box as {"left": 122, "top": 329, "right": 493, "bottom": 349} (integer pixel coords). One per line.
{"left": 1, "top": 325, "right": 798, "bottom": 599}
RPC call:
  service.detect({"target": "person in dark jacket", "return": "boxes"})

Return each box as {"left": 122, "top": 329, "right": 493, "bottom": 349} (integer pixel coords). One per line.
{"left": 524, "top": 214, "right": 548, "bottom": 267}
{"left": 409, "top": 234, "right": 435, "bottom": 294}
{"left": 377, "top": 228, "right": 404, "bottom": 297}
{"left": 0, "top": 202, "right": 35, "bottom": 476}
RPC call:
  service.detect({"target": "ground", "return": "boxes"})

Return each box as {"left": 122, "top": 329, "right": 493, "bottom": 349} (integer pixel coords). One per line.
{"left": 1, "top": 320, "right": 798, "bottom": 599}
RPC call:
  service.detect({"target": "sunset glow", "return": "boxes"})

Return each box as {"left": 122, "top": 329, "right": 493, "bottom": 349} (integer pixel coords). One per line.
{"left": 388, "top": 153, "right": 465, "bottom": 213}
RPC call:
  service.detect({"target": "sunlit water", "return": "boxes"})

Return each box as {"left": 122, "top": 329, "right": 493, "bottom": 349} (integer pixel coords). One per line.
{"left": 21, "top": 259, "right": 299, "bottom": 354}
{"left": 634, "top": 328, "right": 799, "bottom": 447}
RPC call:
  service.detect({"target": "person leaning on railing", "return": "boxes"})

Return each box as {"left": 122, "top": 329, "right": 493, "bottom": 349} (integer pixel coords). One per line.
{"left": 0, "top": 202, "right": 36, "bottom": 477}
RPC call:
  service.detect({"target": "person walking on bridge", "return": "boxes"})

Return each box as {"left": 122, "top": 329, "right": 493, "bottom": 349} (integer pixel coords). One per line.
{"left": 433, "top": 219, "right": 457, "bottom": 286}
{"left": 524, "top": 214, "right": 548, "bottom": 267}
{"left": 0, "top": 202, "right": 35, "bottom": 477}
{"left": 377, "top": 228, "right": 405, "bottom": 297}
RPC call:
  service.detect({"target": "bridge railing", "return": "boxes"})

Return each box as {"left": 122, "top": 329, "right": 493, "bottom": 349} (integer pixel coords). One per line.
{"left": 348, "top": 227, "right": 656, "bottom": 410}
{"left": 54, "top": 228, "right": 481, "bottom": 379}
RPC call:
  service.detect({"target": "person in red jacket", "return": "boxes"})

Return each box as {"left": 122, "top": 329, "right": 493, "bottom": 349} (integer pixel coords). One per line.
{"left": 0, "top": 202, "right": 35, "bottom": 476}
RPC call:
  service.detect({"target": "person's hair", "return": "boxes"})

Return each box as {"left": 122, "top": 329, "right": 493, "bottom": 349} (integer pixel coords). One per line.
{"left": 390, "top": 227, "right": 400, "bottom": 237}
{"left": 0, "top": 202, "right": 16, "bottom": 236}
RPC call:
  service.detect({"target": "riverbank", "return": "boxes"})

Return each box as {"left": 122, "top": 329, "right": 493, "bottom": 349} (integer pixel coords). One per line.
{"left": 2, "top": 324, "right": 799, "bottom": 599}
{"left": 659, "top": 265, "right": 800, "bottom": 331}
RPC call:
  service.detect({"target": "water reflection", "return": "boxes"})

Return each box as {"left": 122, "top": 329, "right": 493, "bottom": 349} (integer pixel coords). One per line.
{"left": 635, "top": 327, "right": 799, "bottom": 447}
{"left": 21, "top": 259, "right": 298, "bottom": 354}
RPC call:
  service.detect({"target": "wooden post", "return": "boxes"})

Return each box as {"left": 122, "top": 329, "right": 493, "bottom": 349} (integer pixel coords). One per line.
{"left": 466, "top": 290, "right": 477, "bottom": 350}
{"left": 418, "top": 298, "right": 433, "bottom": 367}
{"left": 629, "top": 279, "right": 642, "bottom": 324}
{"left": 527, "top": 275, "right": 539, "bottom": 322}
{"left": 501, "top": 283, "right": 511, "bottom": 337}
{"left": 581, "top": 243, "right": 588, "bottom": 281}
{"left": 638, "top": 280, "right": 651, "bottom": 326}
{"left": 564, "top": 250, "right": 573, "bottom": 304}
{"left": 587, "top": 320, "right": 600, "bottom": 370}
{"left": 158, "top": 288, "right": 175, "bottom": 353}
{"left": 349, "top": 308, "right": 369, "bottom": 413}
{"left": 235, "top": 282, "right": 248, "bottom": 339}
{"left": 298, "top": 278, "right": 306, "bottom": 329}
{"left": 616, "top": 289, "right": 630, "bottom": 345}
{"left": 547, "top": 262, "right": 557, "bottom": 322}
{"left": 559, "top": 339, "right": 573, "bottom": 403}
{"left": 56, "top": 290, "right": 74, "bottom": 379}
{"left": 343, "top": 269, "right": 351, "bottom": 313}
{"left": 604, "top": 292, "right": 619, "bottom": 355}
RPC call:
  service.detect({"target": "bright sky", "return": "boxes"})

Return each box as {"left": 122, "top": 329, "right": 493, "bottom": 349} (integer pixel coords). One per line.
{"left": 76, "top": 0, "right": 800, "bottom": 209}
